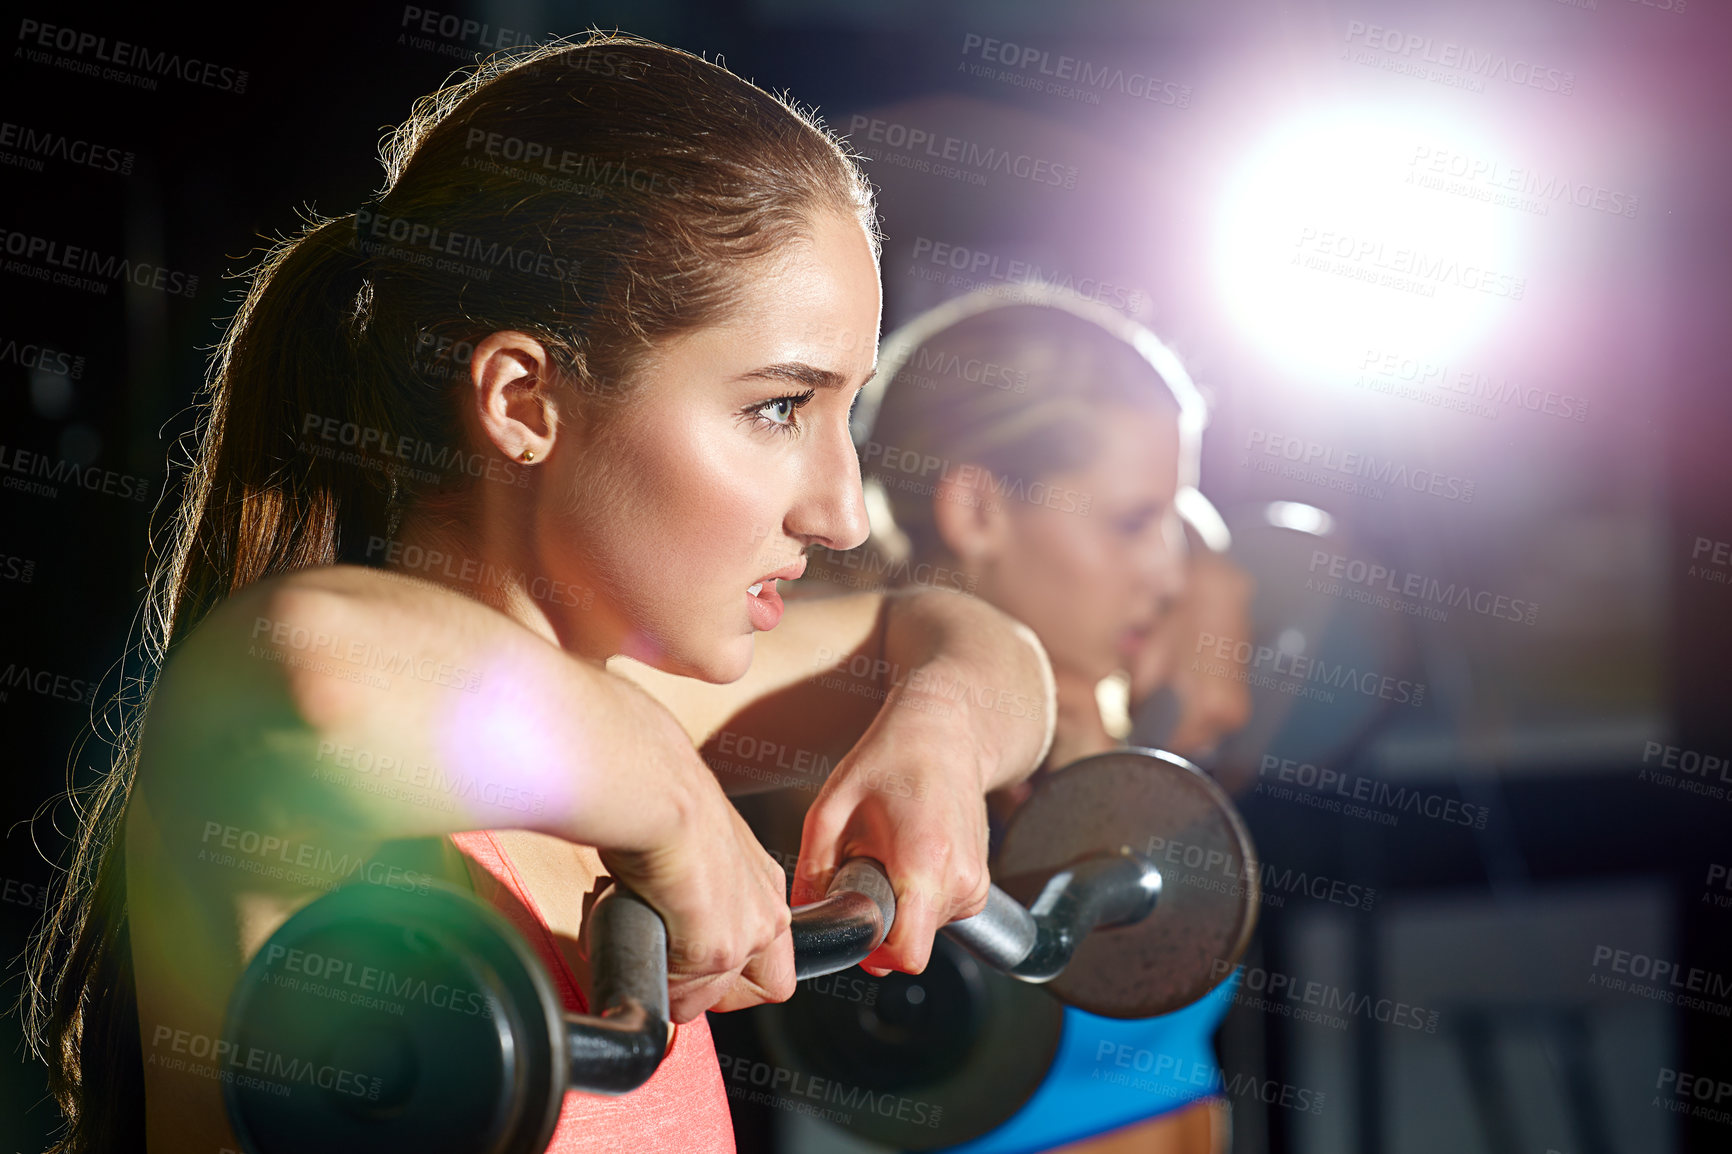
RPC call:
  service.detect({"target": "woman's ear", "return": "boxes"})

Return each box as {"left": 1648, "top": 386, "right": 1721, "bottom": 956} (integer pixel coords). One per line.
{"left": 931, "top": 463, "right": 1013, "bottom": 565}
{"left": 468, "top": 330, "right": 562, "bottom": 463}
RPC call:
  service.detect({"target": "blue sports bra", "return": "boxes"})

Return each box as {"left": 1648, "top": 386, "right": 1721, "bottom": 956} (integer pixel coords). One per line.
{"left": 935, "top": 973, "right": 1237, "bottom": 1154}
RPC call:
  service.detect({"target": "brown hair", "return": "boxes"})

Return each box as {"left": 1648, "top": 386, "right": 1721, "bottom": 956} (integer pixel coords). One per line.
{"left": 18, "top": 32, "right": 876, "bottom": 1152}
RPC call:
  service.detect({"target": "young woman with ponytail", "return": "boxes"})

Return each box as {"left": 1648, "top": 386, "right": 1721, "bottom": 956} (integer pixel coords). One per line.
{"left": 831, "top": 286, "right": 1255, "bottom": 1154}
{"left": 20, "top": 35, "right": 1055, "bottom": 1154}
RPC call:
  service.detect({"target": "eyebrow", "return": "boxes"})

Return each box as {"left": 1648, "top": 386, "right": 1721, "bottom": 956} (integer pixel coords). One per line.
{"left": 737, "top": 362, "right": 877, "bottom": 391}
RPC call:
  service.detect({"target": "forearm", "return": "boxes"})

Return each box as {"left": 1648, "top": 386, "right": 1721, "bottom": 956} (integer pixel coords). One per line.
{"left": 614, "top": 586, "right": 1055, "bottom": 802}
{"left": 878, "top": 587, "right": 1056, "bottom": 790}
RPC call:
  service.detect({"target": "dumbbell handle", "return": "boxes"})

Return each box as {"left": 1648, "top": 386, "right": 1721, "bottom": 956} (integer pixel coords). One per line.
{"left": 573, "top": 851, "right": 1161, "bottom": 1093}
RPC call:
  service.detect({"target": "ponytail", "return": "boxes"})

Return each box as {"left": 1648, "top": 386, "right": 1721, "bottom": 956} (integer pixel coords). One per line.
{"left": 14, "top": 212, "right": 386, "bottom": 1154}
{"left": 185, "top": 212, "right": 395, "bottom": 611}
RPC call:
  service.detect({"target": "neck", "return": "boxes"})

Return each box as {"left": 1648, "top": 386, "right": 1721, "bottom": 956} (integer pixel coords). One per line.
{"left": 386, "top": 495, "right": 610, "bottom": 664}
{"left": 1046, "top": 665, "right": 1118, "bottom": 768}
{"left": 919, "top": 548, "right": 1117, "bottom": 767}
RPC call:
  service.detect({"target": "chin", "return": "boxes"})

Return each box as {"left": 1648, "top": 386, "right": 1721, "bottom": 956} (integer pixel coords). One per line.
{"left": 707, "top": 633, "right": 757, "bottom": 683}
{"left": 651, "top": 632, "right": 755, "bottom": 684}
{"left": 1081, "top": 651, "right": 1123, "bottom": 686}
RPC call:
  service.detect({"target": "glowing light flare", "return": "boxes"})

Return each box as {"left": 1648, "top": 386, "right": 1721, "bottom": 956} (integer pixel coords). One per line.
{"left": 1263, "top": 501, "right": 1335, "bottom": 536}
{"left": 441, "top": 654, "right": 582, "bottom": 825}
{"left": 1212, "top": 105, "right": 1526, "bottom": 379}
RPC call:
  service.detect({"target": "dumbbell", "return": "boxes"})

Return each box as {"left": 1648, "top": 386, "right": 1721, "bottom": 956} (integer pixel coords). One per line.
{"left": 223, "top": 748, "right": 1256, "bottom": 1154}
{"left": 748, "top": 749, "right": 1258, "bottom": 1148}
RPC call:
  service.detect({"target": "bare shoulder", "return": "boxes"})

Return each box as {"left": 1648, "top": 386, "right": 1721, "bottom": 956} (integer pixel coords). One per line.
{"left": 157, "top": 566, "right": 506, "bottom": 719}
{"left": 179, "top": 564, "right": 482, "bottom": 651}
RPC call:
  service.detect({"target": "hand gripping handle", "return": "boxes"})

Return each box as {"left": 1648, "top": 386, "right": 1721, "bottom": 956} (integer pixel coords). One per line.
{"left": 573, "top": 850, "right": 1160, "bottom": 1092}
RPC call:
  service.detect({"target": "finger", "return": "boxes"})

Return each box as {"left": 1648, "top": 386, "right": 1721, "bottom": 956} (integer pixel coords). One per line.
{"left": 867, "top": 881, "right": 941, "bottom": 974}
{"left": 742, "top": 924, "right": 798, "bottom": 1005}
{"left": 703, "top": 977, "right": 767, "bottom": 1016}
{"left": 707, "top": 927, "right": 796, "bottom": 1014}
{"left": 1170, "top": 683, "right": 1249, "bottom": 753}
{"left": 666, "top": 968, "right": 731, "bottom": 1024}
{"left": 790, "top": 798, "right": 846, "bottom": 907}
{"left": 884, "top": 830, "right": 991, "bottom": 965}
{"left": 767, "top": 852, "right": 794, "bottom": 901}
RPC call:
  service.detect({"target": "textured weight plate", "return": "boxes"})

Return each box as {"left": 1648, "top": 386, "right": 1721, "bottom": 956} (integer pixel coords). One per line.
{"left": 223, "top": 881, "right": 565, "bottom": 1154}
{"left": 997, "top": 748, "right": 1258, "bottom": 1019}
{"left": 1206, "top": 503, "right": 1419, "bottom": 783}
{"left": 753, "top": 935, "right": 1064, "bottom": 1150}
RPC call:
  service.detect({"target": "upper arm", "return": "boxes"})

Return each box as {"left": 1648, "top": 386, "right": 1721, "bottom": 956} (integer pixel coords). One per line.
{"left": 142, "top": 564, "right": 704, "bottom": 861}
{"left": 142, "top": 566, "right": 548, "bottom": 844}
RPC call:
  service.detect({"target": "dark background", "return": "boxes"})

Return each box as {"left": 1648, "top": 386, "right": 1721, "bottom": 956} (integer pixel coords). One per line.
{"left": 3, "top": 2, "right": 1729, "bottom": 1151}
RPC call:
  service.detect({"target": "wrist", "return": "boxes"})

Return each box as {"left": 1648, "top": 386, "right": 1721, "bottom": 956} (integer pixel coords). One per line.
{"left": 880, "top": 652, "right": 1032, "bottom": 793}
{"left": 879, "top": 589, "right": 1054, "bottom": 791}
{"left": 567, "top": 669, "right": 707, "bottom": 854}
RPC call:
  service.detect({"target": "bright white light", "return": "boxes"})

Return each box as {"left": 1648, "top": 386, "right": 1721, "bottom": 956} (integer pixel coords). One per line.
{"left": 1176, "top": 486, "right": 1232, "bottom": 552}
{"left": 1095, "top": 670, "right": 1132, "bottom": 741}
{"left": 1263, "top": 501, "right": 1335, "bottom": 536}
{"left": 1213, "top": 105, "right": 1524, "bottom": 378}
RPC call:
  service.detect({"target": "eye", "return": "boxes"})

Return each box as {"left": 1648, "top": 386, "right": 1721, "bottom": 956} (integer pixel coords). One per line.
{"left": 1118, "top": 506, "right": 1177, "bottom": 539}
{"left": 748, "top": 389, "right": 816, "bottom": 434}
{"left": 1117, "top": 511, "right": 1156, "bottom": 537}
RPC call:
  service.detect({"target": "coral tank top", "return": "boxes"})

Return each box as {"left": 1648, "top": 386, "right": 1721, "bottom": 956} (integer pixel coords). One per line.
{"left": 449, "top": 830, "right": 736, "bottom": 1153}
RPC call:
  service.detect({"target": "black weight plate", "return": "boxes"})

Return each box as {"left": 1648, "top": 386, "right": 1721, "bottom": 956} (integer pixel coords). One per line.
{"left": 223, "top": 880, "right": 565, "bottom": 1154}
{"left": 997, "top": 749, "right": 1258, "bottom": 1019}
{"left": 1207, "top": 504, "right": 1418, "bottom": 778}
{"left": 753, "top": 935, "right": 1064, "bottom": 1150}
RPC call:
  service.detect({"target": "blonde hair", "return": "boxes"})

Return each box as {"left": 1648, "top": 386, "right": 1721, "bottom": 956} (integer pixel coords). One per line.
{"left": 856, "top": 284, "right": 1207, "bottom": 567}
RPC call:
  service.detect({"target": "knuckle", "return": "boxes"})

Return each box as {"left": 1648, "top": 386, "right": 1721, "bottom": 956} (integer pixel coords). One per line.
{"left": 908, "top": 833, "right": 954, "bottom": 873}
{"left": 952, "top": 854, "right": 986, "bottom": 892}
{"left": 801, "top": 800, "right": 842, "bottom": 843}
{"left": 754, "top": 918, "right": 788, "bottom": 956}
{"left": 955, "top": 879, "right": 989, "bottom": 918}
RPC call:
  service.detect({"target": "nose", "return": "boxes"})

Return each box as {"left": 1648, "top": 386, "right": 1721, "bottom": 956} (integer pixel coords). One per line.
{"left": 788, "top": 420, "right": 871, "bottom": 553}
{"left": 1143, "top": 508, "right": 1189, "bottom": 608}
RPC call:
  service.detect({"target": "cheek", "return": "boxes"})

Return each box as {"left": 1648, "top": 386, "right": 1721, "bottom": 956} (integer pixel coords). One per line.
{"left": 1024, "top": 509, "right": 1128, "bottom": 590}
{"left": 1002, "top": 511, "right": 1131, "bottom": 635}
{"left": 640, "top": 433, "right": 749, "bottom": 554}
{"left": 571, "top": 418, "right": 787, "bottom": 621}
{"left": 654, "top": 431, "right": 793, "bottom": 580}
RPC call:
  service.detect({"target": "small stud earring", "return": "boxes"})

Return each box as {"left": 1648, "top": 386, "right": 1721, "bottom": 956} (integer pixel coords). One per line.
{"left": 521, "top": 449, "right": 535, "bottom": 463}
